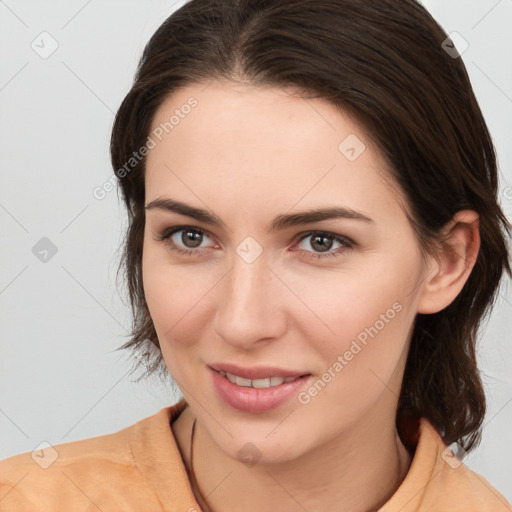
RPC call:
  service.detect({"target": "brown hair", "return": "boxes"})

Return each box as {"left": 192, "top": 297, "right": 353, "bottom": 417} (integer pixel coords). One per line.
{"left": 110, "top": 0, "right": 511, "bottom": 451}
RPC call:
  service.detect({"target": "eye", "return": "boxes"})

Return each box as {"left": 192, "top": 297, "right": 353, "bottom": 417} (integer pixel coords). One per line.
{"left": 293, "top": 231, "right": 354, "bottom": 260}
{"left": 154, "top": 226, "right": 216, "bottom": 257}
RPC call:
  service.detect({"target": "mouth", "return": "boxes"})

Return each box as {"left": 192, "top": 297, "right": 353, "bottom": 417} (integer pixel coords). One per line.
{"left": 209, "top": 362, "right": 309, "bottom": 380}
{"left": 208, "top": 364, "right": 312, "bottom": 413}
{"left": 218, "top": 370, "right": 305, "bottom": 388}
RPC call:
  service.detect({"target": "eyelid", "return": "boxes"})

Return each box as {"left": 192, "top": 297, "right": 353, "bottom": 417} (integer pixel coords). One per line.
{"left": 156, "top": 225, "right": 354, "bottom": 243}
{"left": 292, "top": 230, "right": 354, "bottom": 246}
{"left": 154, "top": 225, "right": 217, "bottom": 245}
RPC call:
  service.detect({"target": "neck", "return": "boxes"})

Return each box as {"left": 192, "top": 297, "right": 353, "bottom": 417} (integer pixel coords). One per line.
{"left": 174, "top": 405, "right": 413, "bottom": 512}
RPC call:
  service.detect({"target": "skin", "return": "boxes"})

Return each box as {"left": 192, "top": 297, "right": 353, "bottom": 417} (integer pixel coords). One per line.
{"left": 141, "top": 80, "right": 480, "bottom": 512}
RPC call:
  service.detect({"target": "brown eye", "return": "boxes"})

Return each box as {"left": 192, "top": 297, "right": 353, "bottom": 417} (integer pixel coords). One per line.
{"left": 155, "top": 226, "right": 216, "bottom": 256}
{"left": 294, "top": 231, "right": 354, "bottom": 260}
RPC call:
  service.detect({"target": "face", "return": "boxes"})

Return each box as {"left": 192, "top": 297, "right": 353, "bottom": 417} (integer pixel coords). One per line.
{"left": 142, "top": 81, "right": 431, "bottom": 464}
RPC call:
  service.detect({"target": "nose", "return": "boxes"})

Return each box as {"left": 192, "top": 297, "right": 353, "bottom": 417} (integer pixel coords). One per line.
{"left": 213, "top": 250, "right": 288, "bottom": 351}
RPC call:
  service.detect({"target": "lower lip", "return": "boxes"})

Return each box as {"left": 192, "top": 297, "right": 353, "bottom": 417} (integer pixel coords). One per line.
{"left": 210, "top": 367, "right": 312, "bottom": 413}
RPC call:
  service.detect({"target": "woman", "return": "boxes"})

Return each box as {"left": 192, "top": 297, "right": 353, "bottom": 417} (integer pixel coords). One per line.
{"left": 1, "top": 0, "right": 511, "bottom": 510}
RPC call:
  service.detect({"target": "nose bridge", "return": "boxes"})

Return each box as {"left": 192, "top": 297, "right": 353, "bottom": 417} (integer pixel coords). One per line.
{"left": 225, "top": 248, "right": 272, "bottom": 320}
{"left": 214, "top": 244, "right": 286, "bottom": 346}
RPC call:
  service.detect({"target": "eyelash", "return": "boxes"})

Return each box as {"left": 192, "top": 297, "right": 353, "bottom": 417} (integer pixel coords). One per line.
{"left": 154, "top": 225, "right": 355, "bottom": 260}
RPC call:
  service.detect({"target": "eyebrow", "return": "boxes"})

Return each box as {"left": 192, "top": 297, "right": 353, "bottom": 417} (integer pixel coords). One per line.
{"left": 144, "top": 197, "right": 374, "bottom": 231}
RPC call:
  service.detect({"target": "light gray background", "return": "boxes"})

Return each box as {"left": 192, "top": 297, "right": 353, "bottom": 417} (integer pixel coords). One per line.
{"left": 1, "top": 0, "right": 511, "bottom": 501}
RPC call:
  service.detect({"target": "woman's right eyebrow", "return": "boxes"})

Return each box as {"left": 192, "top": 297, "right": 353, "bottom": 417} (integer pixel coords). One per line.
{"left": 145, "top": 196, "right": 374, "bottom": 233}
{"left": 145, "top": 197, "right": 224, "bottom": 227}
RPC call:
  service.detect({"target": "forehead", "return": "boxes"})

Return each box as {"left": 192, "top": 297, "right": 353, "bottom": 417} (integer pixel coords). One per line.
{"left": 148, "top": 81, "right": 369, "bottom": 165}
{"left": 144, "top": 81, "right": 403, "bottom": 222}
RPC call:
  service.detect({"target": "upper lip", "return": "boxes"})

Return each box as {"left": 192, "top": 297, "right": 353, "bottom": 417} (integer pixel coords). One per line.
{"left": 209, "top": 363, "right": 310, "bottom": 380}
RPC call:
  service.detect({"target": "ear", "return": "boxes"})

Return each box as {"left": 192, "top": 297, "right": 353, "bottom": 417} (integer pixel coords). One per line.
{"left": 417, "top": 210, "right": 480, "bottom": 314}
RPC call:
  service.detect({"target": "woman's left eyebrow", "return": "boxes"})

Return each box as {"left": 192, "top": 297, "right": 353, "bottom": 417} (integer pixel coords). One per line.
{"left": 271, "top": 207, "right": 374, "bottom": 231}
{"left": 144, "top": 197, "right": 374, "bottom": 232}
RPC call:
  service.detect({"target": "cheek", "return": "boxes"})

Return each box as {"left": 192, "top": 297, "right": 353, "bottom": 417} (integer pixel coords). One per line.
{"left": 290, "top": 250, "right": 422, "bottom": 397}
{"left": 141, "top": 242, "right": 217, "bottom": 361}
{"left": 292, "top": 288, "right": 414, "bottom": 429}
{"left": 290, "top": 261, "right": 414, "bottom": 348}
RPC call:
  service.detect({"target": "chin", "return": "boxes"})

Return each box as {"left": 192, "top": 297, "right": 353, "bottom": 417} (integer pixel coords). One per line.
{"left": 217, "top": 432, "right": 307, "bottom": 467}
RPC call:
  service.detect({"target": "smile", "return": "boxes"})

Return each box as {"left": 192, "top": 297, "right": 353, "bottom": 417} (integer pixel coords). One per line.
{"left": 209, "top": 366, "right": 312, "bottom": 413}
{"left": 218, "top": 370, "right": 301, "bottom": 388}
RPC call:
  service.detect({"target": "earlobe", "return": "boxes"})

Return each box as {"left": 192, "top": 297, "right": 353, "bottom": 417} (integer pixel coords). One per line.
{"left": 417, "top": 210, "right": 480, "bottom": 314}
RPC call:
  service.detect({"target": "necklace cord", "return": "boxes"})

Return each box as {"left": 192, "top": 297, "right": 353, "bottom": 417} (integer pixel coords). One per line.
{"left": 189, "top": 418, "right": 213, "bottom": 512}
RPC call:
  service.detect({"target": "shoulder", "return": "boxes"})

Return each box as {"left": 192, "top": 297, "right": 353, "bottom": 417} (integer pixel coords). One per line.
{"left": 0, "top": 403, "right": 186, "bottom": 512}
{"left": 382, "top": 417, "right": 512, "bottom": 511}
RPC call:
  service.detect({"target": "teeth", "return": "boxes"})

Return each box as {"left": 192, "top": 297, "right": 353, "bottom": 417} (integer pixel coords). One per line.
{"left": 252, "top": 378, "right": 271, "bottom": 388}
{"left": 226, "top": 372, "right": 237, "bottom": 384}
{"left": 222, "top": 372, "right": 300, "bottom": 388}
{"left": 235, "top": 376, "right": 252, "bottom": 387}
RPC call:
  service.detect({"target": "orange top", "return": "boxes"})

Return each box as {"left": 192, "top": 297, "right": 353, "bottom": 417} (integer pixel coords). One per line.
{"left": 1, "top": 399, "right": 510, "bottom": 511}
